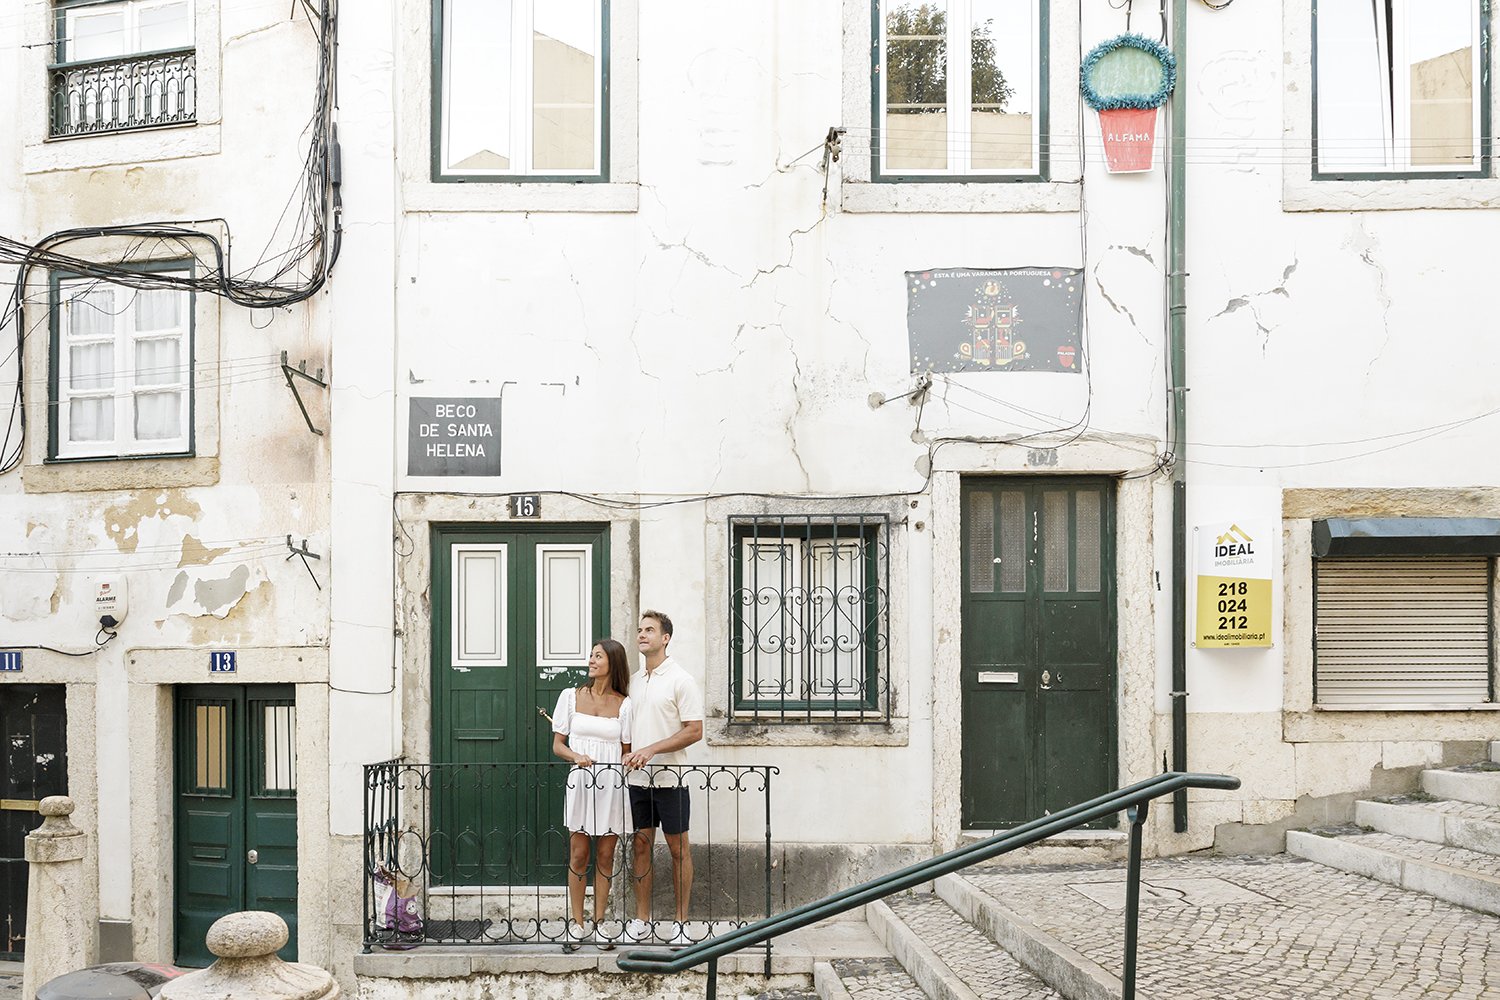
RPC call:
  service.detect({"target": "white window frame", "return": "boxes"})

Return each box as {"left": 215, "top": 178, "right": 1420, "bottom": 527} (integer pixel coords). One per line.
{"left": 736, "top": 534, "right": 876, "bottom": 710}
{"left": 59, "top": 0, "right": 196, "bottom": 63}
{"left": 1313, "top": 0, "right": 1486, "bottom": 178}
{"left": 535, "top": 543, "right": 593, "bottom": 669}
{"left": 53, "top": 272, "right": 193, "bottom": 460}
{"left": 437, "top": 0, "right": 606, "bottom": 180}
{"left": 875, "top": 0, "right": 1044, "bottom": 180}
{"left": 452, "top": 543, "right": 509, "bottom": 668}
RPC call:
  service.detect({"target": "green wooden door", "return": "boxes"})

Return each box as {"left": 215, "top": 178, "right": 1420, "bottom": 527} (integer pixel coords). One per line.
{"left": 175, "top": 685, "right": 298, "bottom": 966}
{"left": 431, "top": 525, "right": 609, "bottom": 887}
{"left": 960, "top": 478, "right": 1116, "bottom": 828}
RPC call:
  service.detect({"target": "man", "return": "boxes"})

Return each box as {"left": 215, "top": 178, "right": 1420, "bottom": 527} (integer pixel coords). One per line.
{"left": 622, "top": 610, "right": 703, "bottom": 946}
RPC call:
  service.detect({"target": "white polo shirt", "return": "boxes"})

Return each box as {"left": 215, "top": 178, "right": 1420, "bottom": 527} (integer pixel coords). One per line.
{"left": 627, "top": 655, "right": 703, "bottom": 787}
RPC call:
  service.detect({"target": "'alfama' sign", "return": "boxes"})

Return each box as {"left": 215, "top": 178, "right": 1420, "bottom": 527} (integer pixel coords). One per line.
{"left": 407, "top": 397, "right": 501, "bottom": 476}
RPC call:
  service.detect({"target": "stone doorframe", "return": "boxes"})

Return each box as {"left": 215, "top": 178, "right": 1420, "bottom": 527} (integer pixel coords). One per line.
{"left": 929, "top": 438, "right": 1162, "bottom": 852}
{"left": 126, "top": 647, "right": 330, "bottom": 967}
{"left": 0, "top": 659, "right": 99, "bottom": 964}
{"left": 392, "top": 493, "right": 640, "bottom": 769}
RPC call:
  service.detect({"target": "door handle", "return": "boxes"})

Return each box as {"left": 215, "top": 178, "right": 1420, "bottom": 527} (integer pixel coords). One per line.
{"left": 1040, "top": 670, "right": 1052, "bottom": 690}
{"left": 247, "top": 849, "right": 259, "bottom": 865}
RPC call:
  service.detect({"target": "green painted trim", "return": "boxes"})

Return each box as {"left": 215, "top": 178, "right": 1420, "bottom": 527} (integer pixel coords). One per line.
{"left": 870, "top": 0, "right": 1050, "bottom": 184}
{"left": 46, "top": 258, "right": 197, "bottom": 463}
{"left": 1312, "top": 0, "right": 1492, "bottom": 181}
{"left": 430, "top": 0, "right": 612, "bottom": 184}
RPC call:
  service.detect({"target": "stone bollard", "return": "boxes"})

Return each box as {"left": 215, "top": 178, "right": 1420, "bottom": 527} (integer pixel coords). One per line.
{"left": 23, "top": 796, "right": 89, "bottom": 1000}
{"left": 159, "top": 912, "right": 338, "bottom": 1000}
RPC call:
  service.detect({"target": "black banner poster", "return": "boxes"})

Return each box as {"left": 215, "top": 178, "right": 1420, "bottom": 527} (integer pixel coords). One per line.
{"left": 906, "top": 267, "right": 1083, "bottom": 373}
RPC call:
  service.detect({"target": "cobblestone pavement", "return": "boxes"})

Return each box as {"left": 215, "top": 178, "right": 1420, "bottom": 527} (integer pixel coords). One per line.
{"left": 1376, "top": 796, "right": 1500, "bottom": 824}
{"left": 887, "top": 895, "right": 1062, "bottom": 999}
{"left": 0, "top": 974, "right": 16, "bottom": 1000}
{"left": 967, "top": 854, "right": 1500, "bottom": 1000}
{"left": 830, "top": 957, "right": 923, "bottom": 999}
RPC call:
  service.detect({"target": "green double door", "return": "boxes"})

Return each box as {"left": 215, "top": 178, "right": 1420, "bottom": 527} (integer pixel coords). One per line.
{"left": 960, "top": 478, "right": 1117, "bottom": 829}
{"left": 174, "top": 685, "right": 298, "bottom": 966}
{"left": 431, "top": 525, "right": 609, "bottom": 886}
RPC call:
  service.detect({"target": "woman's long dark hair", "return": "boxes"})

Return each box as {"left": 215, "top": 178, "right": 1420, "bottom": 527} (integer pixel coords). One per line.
{"left": 587, "top": 638, "right": 631, "bottom": 698}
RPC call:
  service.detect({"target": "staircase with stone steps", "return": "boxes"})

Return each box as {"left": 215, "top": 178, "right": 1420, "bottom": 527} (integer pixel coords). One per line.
{"left": 1288, "top": 757, "right": 1500, "bottom": 917}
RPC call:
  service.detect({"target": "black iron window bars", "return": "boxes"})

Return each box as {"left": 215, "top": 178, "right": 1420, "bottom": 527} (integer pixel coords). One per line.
{"left": 49, "top": 47, "right": 197, "bottom": 139}
{"left": 729, "top": 514, "right": 891, "bottom": 723}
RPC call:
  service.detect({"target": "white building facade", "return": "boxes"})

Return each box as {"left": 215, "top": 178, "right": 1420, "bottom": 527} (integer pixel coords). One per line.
{"left": 1, "top": 0, "right": 1497, "bottom": 979}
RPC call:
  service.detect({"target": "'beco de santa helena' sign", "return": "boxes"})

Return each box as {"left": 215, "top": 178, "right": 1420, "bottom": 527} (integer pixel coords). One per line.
{"left": 407, "top": 397, "right": 501, "bottom": 476}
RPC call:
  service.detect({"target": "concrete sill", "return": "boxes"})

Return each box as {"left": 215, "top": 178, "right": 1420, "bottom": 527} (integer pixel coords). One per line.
{"left": 706, "top": 717, "right": 909, "bottom": 747}
{"left": 1313, "top": 703, "right": 1500, "bottom": 712}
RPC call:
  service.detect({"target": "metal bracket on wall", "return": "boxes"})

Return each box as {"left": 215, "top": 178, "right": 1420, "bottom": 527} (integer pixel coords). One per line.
{"left": 280, "top": 350, "right": 328, "bottom": 436}
{"left": 286, "top": 535, "right": 323, "bottom": 590}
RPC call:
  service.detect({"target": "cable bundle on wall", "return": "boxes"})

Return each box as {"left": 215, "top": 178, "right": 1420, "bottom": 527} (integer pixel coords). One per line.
{"left": 0, "top": 0, "right": 342, "bottom": 475}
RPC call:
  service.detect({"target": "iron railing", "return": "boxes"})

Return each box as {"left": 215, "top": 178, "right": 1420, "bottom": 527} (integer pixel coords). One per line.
{"left": 48, "top": 48, "right": 197, "bottom": 138}
{"left": 363, "top": 760, "right": 777, "bottom": 965}
{"left": 729, "top": 514, "right": 891, "bottom": 723}
{"left": 618, "top": 770, "right": 1241, "bottom": 999}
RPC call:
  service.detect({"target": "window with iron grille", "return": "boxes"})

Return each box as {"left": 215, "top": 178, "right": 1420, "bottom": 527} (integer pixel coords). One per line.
{"left": 729, "top": 515, "right": 890, "bottom": 722}
{"left": 50, "top": 0, "right": 197, "bottom": 139}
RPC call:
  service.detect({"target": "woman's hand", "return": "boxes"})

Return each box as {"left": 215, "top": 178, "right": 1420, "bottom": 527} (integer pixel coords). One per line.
{"left": 573, "top": 754, "right": 595, "bottom": 767}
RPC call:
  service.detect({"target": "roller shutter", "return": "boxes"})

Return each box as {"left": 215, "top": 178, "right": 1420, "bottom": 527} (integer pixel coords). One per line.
{"left": 1315, "top": 557, "right": 1493, "bottom": 706}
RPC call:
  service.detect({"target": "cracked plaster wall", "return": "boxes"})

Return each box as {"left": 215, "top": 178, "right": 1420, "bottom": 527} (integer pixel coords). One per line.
{"left": 0, "top": 0, "right": 332, "bottom": 959}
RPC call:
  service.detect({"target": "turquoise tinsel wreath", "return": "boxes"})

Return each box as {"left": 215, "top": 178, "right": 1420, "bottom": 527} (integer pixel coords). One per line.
{"left": 1080, "top": 33, "right": 1177, "bottom": 111}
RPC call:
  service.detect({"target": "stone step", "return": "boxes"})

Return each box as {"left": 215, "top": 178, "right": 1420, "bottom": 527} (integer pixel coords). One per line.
{"left": 814, "top": 957, "right": 924, "bottom": 1000}
{"left": 1355, "top": 796, "right": 1500, "bottom": 856}
{"left": 1287, "top": 828, "right": 1500, "bottom": 916}
{"left": 873, "top": 892, "right": 1064, "bottom": 1000}
{"left": 1491, "top": 741, "right": 1500, "bottom": 765}
{"left": 1421, "top": 764, "right": 1500, "bottom": 807}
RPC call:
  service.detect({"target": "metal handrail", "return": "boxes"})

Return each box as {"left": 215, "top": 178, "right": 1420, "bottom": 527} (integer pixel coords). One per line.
{"left": 617, "top": 770, "right": 1240, "bottom": 999}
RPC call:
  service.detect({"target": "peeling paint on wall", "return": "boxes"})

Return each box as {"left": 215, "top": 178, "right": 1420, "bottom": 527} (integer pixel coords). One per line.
{"left": 103, "top": 490, "right": 204, "bottom": 554}
{"left": 178, "top": 535, "right": 232, "bottom": 567}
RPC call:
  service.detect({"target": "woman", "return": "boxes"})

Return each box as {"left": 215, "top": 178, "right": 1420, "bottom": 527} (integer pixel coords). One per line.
{"left": 551, "top": 637, "right": 632, "bottom": 950}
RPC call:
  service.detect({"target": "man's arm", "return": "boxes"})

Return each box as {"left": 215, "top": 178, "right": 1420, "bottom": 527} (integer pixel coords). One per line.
{"left": 624, "top": 720, "right": 703, "bottom": 767}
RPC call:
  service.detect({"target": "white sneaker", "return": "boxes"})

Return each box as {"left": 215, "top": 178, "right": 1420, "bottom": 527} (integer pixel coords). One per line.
{"left": 624, "top": 918, "right": 651, "bottom": 944}
{"left": 591, "top": 925, "right": 615, "bottom": 951}
{"left": 668, "top": 921, "right": 692, "bottom": 948}
{"left": 562, "top": 921, "right": 585, "bottom": 953}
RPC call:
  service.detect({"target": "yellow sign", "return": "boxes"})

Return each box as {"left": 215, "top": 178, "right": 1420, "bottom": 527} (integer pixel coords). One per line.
{"left": 1195, "top": 521, "right": 1272, "bottom": 647}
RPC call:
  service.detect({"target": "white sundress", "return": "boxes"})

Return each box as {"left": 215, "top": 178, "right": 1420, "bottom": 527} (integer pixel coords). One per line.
{"left": 552, "top": 688, "right": 633, "bottom": 836}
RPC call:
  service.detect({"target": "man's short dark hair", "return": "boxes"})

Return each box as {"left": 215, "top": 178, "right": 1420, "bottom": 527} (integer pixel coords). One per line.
{"left": 641, "top": 609, "right": 673, "bottom": 638}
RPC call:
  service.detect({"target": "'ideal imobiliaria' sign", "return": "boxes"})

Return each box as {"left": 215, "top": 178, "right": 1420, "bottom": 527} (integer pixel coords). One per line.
{"left": 1195, "top": 520, "right": 1272, "bottom": 648}
{"left": 407, "top": 396, "right": 502, "bottom": 476}
{"left": 906, "top": 268, "right": 1084, "bottom": 374}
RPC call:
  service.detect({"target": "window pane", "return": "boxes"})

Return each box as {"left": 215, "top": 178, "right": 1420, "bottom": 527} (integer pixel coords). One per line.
{"left": 70, "top": 343, "right": 114, "bottom": 391}
{"left": 69, "top": 397, "right": 113, "bottom": 442}
{"left": 970, "top": 0, "right": 1034, "bottom": 171}
{"left": 134, "top": 390, "right": 182, "bottom": 440}
{"left": 134, "top": 336, "right": 182, "bottom": 386}
{"left": 134, "top": 287, "right": 185, "bottom": 331}
{"left": 67, "top": 286, "right": 116, "bottom": 338}
{"left": 260, "top": 704, "right": 297, "bottom": 793}
{"left": 444, "top": 0, "right": 515, "bottom": 173}
{"left": 884, "top": 1, "right": 948, "bottom": 170}
{"left": 1405, "top": 0, "right": 1475, "bottom": 167}
{"left": 807, "top": 538, "right": 865, "bottom": 699}
{"left": 741, "top": 537, "right": 800, "bottom": 700}
{"left": 67, "top": 8, "right": 127, "bottom": 62}
{"left": 532, "top": 0, "right": 598, "bottom": 171}
{"left": 195, "top": 703, "right": 229, "bottom": 792}
{"left": 1042, "top": 491, "right": 1069, "bottom": 592}
{"left": 138, "top": 1, "right": 192, "bottom": 51}
{"left": 968, "top": 491, "right": 995, "bottom": 593}
{"left": 1316, "top": 0, "right": 1392, "bottom": 172}
{"left": 1076, "top": 491, "right": 1101, "bottom": 593}
{"left": 999, "top": 491, "right": 1026, "bottom": 592}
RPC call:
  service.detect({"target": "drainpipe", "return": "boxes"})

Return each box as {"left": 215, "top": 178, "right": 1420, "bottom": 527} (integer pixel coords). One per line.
{"left": 1168, "top": 0, "right": 1190, "bottom": 833}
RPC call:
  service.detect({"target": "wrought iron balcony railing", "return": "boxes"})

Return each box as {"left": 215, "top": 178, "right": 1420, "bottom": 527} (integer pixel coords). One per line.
{"left": 363, "top": 760, "right": 777, "bottom": 968}
{"left": 48, "top": 47, "right": 197, "bottom": 139}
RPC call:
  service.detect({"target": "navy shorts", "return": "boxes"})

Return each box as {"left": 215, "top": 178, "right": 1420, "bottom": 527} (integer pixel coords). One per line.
{"left": 629, "top": 786, "right": 691, "bottom": 835}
